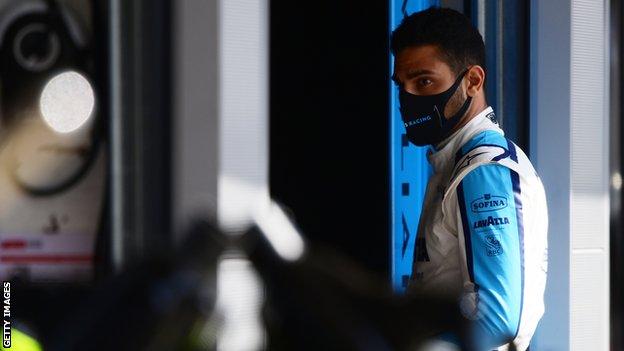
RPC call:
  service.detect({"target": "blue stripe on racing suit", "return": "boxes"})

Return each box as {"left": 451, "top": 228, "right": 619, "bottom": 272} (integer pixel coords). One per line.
{"left": 457, "top": 163, "right": 524, "bottom": 349}
{"left": 455, "top": 130, "right": 509, "bottom": 165}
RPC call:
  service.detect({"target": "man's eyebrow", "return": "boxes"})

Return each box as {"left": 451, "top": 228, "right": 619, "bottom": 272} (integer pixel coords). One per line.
{"left": 405, "top": 69, "right": 436, "bottom": 80}
{"left": 391, "top": 69, "right": 436, "bottom": 84}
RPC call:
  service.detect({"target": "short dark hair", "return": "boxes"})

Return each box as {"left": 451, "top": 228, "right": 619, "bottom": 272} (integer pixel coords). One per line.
{"left": 390, "top": 7, "right": 485, "bottom": 76}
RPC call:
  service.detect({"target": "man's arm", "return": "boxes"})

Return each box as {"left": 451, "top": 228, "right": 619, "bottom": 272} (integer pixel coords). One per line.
{"left": 455, "top": 163, "right": 524, "bottom": 349}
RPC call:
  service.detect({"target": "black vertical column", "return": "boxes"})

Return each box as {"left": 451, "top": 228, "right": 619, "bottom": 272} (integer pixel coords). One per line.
{"left": 108, "top": 0, "right": 172, "bottom": 270}
{"left": 270, "top": 1, "right": 390, "bottom": 277}
{"left": 610, "top": 0, "right": 623, "bottom": 348}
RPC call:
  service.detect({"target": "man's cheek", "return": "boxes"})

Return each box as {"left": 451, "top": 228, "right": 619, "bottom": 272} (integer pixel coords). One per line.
{"left": 443, "top": 88, "right": 466, "bottom": 118}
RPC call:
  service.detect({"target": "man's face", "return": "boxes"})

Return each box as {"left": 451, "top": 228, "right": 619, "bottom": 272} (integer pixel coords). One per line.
{"left": 393, "top": 44, "right": 467, "bottom": 118}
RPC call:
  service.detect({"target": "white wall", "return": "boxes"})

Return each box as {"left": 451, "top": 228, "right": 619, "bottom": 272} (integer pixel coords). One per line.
{"left": 530, "top": 0, "right": 610, "bottom": 349}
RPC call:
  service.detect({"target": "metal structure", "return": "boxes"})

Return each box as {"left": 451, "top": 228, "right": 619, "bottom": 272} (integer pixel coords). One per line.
{"left": 389, "top": 0, "right": 438, "bottom": 293}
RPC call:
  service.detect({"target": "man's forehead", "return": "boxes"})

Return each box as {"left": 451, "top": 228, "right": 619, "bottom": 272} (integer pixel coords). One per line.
{"left": 394, "top": 45, "right": 446, "bottom": 71}
{"left": 393, "top": 45, "right": 455, "bottom": 83}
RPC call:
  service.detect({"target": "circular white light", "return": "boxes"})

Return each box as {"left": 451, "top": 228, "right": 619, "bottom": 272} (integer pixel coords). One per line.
{"left": 40, "top": 71, "right": 95, "bottom": 133}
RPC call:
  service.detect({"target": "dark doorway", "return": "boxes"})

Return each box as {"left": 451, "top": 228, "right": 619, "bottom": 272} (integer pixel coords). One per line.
{"left": 270, "top": 1, "right": 390, "bottom": 277}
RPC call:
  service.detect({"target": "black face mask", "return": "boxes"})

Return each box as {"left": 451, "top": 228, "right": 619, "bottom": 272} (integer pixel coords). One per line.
{"left": 398, "top": 70, "right": 472, "bottom": 146}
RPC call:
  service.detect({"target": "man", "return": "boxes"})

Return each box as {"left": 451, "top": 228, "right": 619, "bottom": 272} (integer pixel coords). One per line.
{"left": 391, "top": 7, "right": 548, "bottom": 351}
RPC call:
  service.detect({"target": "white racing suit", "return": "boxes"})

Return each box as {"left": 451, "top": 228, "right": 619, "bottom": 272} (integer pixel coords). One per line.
{"left": 408, "top": 107, "right": 548, "bottom": 351}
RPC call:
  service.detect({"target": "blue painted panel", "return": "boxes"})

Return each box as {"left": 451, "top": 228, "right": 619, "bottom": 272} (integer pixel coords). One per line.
{"left": 390, "top": 0, "right": 438, "bottom": 293}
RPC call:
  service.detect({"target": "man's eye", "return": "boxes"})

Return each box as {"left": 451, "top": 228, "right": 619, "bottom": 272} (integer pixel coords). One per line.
{"left": 418, "top": 78, "right": 433, "bottom": 87}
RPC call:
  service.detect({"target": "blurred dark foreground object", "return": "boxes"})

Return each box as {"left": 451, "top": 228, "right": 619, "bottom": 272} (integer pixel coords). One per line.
{"left": 8, "top": 220, "right": 225, "bottom": 351}
{"left": 49, "top": 220, "right": 224, "bottom": 351}
{"left": 242, "top": 224, "right": 468, "bottom": 351}
{"left": 10, "top": 211, "right": 470, "bottom": 350}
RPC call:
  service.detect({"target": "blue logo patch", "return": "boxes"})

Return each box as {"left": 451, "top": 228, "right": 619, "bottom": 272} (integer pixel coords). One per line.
{"left": 485, "top": 234, "right": 503, "bottom": 257}
{"left": 471, "top": 193, "right": 508, "bottom": 213}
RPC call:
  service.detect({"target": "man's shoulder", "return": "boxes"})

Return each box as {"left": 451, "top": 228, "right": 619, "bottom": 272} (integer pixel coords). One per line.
{"left": 455, "top": 130, "right": 537, "bottom": 177}
{"left": 444, "top": 131, "right": 541, "bottom": 202}
{"left": 455, "top": 130, "right": 509, "bottom": 162}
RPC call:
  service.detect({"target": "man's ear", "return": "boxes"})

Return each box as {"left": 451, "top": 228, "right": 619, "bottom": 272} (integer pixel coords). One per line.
{"left": 466, "top": 65, "right": 485, "bottom": 97}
